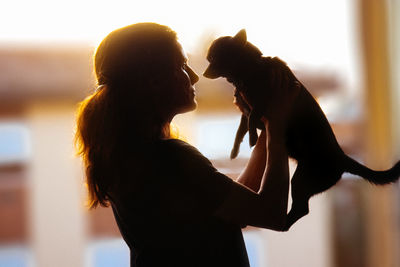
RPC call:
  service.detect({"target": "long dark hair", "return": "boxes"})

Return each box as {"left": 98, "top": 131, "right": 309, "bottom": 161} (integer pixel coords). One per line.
{"left": 75, "top": 23, "right": 181, "bottom": 209}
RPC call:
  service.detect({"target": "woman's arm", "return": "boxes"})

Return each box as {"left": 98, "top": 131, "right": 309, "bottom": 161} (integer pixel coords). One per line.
{"left": 236, "top": 129, "right": 266, "bottom": 192}
{"left": 214, "top": 119, "right": 289, "bottom": 231}
{"left": 257, "top": 119, "right": 289, "bottom": 228}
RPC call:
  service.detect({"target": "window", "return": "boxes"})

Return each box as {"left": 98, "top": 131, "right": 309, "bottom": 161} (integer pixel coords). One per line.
{"left": 0, "top": 122, "right": 31, "bottom": 166}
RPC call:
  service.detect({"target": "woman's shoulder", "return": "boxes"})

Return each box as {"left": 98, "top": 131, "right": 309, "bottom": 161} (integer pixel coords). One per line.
{"left": 156, "top": 138, "right": 192, "bottom": 148}
{"left": 156, "top": 138, "right": 203, "bottom": 156}
{"left": 162, "top": 140, "right": 229, "bottom": 187}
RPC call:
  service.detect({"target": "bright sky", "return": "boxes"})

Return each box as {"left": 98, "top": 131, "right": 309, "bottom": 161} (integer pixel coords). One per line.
{"left": 2, "top": 0, "right": 359, "bottom": 74}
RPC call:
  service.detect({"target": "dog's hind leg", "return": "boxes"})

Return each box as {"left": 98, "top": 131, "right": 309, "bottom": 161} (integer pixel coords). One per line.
{"left": 284, "top": 163, "right": 312, "bottom": 231}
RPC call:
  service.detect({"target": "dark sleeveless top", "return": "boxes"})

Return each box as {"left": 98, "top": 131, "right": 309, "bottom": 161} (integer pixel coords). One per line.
{"left": 109, "top": 139, "right": 250, "bottom": 267}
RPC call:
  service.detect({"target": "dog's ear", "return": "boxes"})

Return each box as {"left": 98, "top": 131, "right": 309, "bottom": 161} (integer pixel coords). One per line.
{"left": 233, "top": 29, "right": 247, "bottom": 46}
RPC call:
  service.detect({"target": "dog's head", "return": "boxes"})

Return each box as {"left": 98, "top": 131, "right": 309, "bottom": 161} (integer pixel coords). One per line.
{"left": 203, "top": 29, "right": 262, "bottom": 79}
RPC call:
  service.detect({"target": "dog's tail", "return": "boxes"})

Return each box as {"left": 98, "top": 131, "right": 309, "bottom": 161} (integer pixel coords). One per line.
{"left": 344, "top": 155, "right": 400, "bottom": 185}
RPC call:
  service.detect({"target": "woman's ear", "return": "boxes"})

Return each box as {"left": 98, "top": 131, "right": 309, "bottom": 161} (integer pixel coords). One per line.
{"left": 233, "top": 29, "right": 247, "bottom": 46}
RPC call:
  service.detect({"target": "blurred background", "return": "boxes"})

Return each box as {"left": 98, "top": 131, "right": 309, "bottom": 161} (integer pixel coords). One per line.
{"left": 0, "top": 0, "right": 399, "bottom": 266}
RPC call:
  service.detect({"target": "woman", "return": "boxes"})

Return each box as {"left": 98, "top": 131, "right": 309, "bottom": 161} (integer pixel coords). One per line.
{"left": 76, "top": 22, "right": 297, "bottom": 267}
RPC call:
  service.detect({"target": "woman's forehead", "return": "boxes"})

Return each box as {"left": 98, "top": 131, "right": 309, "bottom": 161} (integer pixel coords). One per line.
{"left": 176, "top": 43, "right": 188, "bottom": 62}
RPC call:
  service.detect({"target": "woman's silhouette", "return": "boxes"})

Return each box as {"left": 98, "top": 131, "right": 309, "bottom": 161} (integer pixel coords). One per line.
{"left": 75, "top": 23, "right": 297, "bottom": 267}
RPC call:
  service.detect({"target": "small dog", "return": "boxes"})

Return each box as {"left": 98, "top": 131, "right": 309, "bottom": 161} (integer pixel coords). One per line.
{"left": 203, "top": 29, "right": 400, "bottom": 230}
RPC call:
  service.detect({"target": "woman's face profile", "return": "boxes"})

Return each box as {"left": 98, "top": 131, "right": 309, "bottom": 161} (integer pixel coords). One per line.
{"left": 171, "top": 44, "right": 199, "bottom": 115}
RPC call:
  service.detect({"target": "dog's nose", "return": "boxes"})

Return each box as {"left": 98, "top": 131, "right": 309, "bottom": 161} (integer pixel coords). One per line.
{"left": 203, "top": 65, "right": 219, "bottom": 79}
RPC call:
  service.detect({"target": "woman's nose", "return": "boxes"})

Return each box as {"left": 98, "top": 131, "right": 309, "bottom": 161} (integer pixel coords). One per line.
{"left": 187, "top": 65, "right": 199, "bottom": 85}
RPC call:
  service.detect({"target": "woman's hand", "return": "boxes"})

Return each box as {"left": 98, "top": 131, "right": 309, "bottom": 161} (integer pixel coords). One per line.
{"left": 233, "top": 89, "right": 251, "bottom": 116}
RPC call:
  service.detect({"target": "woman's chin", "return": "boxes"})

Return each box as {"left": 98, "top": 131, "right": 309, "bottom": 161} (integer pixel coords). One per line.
{"left": 185, "top": 100, "right": 197, "bottom": 113}
{"left": 175, "top": 100, "right": 197, "bottom": 115}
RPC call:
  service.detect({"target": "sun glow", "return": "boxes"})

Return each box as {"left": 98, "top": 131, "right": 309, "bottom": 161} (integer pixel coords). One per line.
{"left": 2, "top": 0, "right": 356, "bottom": 72}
